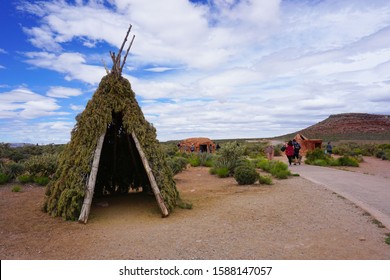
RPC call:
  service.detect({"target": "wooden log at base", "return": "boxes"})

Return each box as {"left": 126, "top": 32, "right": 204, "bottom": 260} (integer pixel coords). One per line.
{"left": 78, "top": 133, "right": 106, "bottom": 223}
{"left": 131, "top": 131, "right": 169, "bottom": 217}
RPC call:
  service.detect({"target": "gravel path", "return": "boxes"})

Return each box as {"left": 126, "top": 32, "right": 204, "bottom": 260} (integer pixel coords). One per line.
{"left": 289, "top": 161, "right": 390, "bottom": 230}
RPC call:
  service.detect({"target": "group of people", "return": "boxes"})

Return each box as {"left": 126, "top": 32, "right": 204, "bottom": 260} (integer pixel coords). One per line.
{"left": 263, "top": 140, "right": 301, "bottom": 165}
{"left": 283, "top": 139, "right": 302, "bottom": 166}
{"left": 265, "top": 140, "right": 333, "bottom": 166}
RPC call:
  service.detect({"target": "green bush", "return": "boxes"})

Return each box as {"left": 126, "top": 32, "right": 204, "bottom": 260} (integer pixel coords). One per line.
{"left": 0, "top": 173, "right": 10, "bottom": 184}
{"left": 269, "top": 161, "right": 291, "bottom": 179}
{"left": 188, "top": 154, "right": 201, "bottom": 167}
{"left": 24, "top": 153, "right": 59, "bottom": 177}
{"left": 11, "top": 185, "right": 22, "bottom": 192}
{"left": 311, "top": 159, "right": 329, "bottom": 166}
{"left": 256, "top": 158, "right": 291, "bottom": 179}
{"left": 272, "top": 169, "right": 291, "bottom": 179}
{"left": 17, "top": 174, "right": 33, "bottom": 184}
{"left": 198, "top": 152, "right": 214, "bottom": 167}
{"left": 167, "top": 156, "right": 188, "bottom": 175}
{"left": 0, "top": 160, "right": 25, "bottom": 180}
{"left": 255, "top": 158, "right": 272, "bottom": 172}
{"left": 34, "top": 176, "right": 50, "bottom": 186}
{"left": 214, "top": 167, "right": 230, "bottom": 178}
{"left": 259, "top": 175, "right": 273, "bottom": 185}
{"left": 306, "top": 148, "right": 361, "bottom": 167}
{"left": 305, "top": 148, "right": 330, "bottom": 163}
{"left": 336, "top": 156, "right": 359, "bottom": 167}
{"left": 234, "top": 165, "right": 259, "bottom": 185}
{"left": 214, "top": 141, "right": 246, "bottom": 175}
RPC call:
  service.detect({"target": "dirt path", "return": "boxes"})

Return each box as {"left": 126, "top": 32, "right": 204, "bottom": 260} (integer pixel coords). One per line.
{"left": 1, "top": 161, "right": 390, "bottom": 260}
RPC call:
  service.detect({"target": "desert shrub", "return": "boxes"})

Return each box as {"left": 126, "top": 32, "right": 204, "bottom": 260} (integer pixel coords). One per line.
{"left": 0, "top": 173, "right": 10, "bottom": 184}
{"left": 256, "top": 158, "right": 291, "bottom": 179}
{"left": 305, "top": 148, "right": 338, "bottom": 166}
{"left": 4, "top": 161, "right": 24, "bottom": 178}
{"left": 34, "top": 176, "right": 50, "bottom": 186}
{"left": 161, "top": 142, "right": 180, "bottom": 157}
{"left": 214, "top": 141, "right": 246, "bottom": 175}
{"left": 197, "top": 152, "right": 214, "bottom": 167}
{"left": 234, "top": 165, "right": 259, "bottom": 185}
{"left": 255, "top": 158, "right": 272, "bottom": 172}
{"left": 243, "top": 142, "right": 268, "bottom": 158}
{"left": 306, "top": 148, "right": 330, "bottom": 163}
{"left": 11, "top": 185, "right": 22, "bottom": 192}
{"left": 0, "top": 160, "right": 25, "bottom": 179}
{"left": 270, "top": 161, "right": 291, "bottom": 179}
{"left": 235, "top": 158, "right": 255, "bottom": 168}
{"left": 259, "top": 175, "right": 273, "bottom": 185}
{"left": 17, "top": 173, "right": 33, "bottom": 184}
{"left": 375, "top": 144, "right": 390, "bottom": 160}
{"left": 306, "top": 148, "right": 361, "bottom": 167}
{"left": 210, "top": 167, "right": 230, "bottom": 178}
{"left": 167, "top": 156, "right": 188, "bottom": 175}
{"left": 24, "top": 153, "right": 59, "bottom": 177}
{"left": 188, "top": 154, "right": 201, "bottom": 167}
{"left": 272, "top": 168, "right": 291, "bottom": 179}
{"left": 311, "top": 159, "right": 329, "bottom": 166}
{"left": 336, "top": 156, "right": 359, "bottom": 167}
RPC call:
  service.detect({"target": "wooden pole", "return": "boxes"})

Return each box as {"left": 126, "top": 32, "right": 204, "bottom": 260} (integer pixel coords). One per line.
{"left": 120, "top": 34, "right": 135, "bottom": 72}
{"left": 78, "top": 133, "right": 106, "bottom": 223}
{"left": 116, "top": 24, "right": 132, "bottom": 67}
{"left": 131, "top": 132, "right": 169, "bottom": 217}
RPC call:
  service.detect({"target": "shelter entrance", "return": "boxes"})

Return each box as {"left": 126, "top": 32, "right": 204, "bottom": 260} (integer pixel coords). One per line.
{"left": 199, "top": 144, "right": 208, "bottom": 153}
{"left": 95, "top": 112, "right": 151, "bottom": 197}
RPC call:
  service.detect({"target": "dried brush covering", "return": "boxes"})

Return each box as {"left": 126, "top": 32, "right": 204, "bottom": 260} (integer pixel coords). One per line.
{"left": 44, "top": 73, "right": 179, "bottom": 220}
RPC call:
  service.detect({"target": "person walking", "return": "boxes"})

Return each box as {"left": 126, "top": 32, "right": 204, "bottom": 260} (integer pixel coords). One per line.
{"left": 285, "top": 140, "right": 295, "bottom": 166}
{"left": 326, "top": 141, "right": 333, "bottom": 155}
{"left": 264, "top": 145, "right": 274, "bottom": 160}
{"left": 292, "top": 139, "right": 301, "bottom": 165}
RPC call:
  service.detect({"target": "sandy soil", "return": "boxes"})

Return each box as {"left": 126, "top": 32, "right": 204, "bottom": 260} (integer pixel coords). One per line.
{"left": 1, "top": 157, "right": 389, "bottom": 260}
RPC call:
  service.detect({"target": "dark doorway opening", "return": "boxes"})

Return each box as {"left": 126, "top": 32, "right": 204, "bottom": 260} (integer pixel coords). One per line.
{"left": 94, "top": 111, "right": 151, "bottom": 197}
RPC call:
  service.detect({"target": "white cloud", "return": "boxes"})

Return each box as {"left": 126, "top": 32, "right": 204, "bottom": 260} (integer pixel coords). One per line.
{"left": 0, "top": 87, "right": 66, "bottom": 119}
{"left": 47, "top": 86, "right": 83, "bottom": 98}
{"left": 0, "top": 119, "right": 74, "bottom": 144}
{"left": 24, "top": 52, "right": 106, "bottom": 85}
{"left": 70, "top": 104, "right": 85, "bottom": 111}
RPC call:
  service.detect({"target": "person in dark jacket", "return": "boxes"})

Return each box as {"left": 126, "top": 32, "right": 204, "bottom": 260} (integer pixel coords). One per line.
{"left": 326, "top": 142, "right": 333, "bottom": 155}
{"left": 292, "top": 139, "right": 301, "bottom": 165}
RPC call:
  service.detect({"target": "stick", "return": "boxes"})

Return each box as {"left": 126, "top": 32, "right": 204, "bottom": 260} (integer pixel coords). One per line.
{"left": 120, "top": 35, "right": 135, "bottom": 72}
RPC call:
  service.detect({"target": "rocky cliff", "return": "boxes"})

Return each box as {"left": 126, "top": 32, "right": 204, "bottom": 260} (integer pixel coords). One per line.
{"left": 296, "top": 113, "right": 390, "bottom": 141}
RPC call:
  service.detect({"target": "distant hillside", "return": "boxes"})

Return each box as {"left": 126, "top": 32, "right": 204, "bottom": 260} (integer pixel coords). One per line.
{"left": 276, "top": 113, "right": 390, "bottom": 141}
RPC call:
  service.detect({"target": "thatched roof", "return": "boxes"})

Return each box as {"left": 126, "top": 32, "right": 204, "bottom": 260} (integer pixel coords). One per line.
{"left": 44, "top": 73, "right": 179, "bottom": 220}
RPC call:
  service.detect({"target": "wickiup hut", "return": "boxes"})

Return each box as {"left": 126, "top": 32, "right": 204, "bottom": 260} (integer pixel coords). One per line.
{"left": 43, "top": 26, "right": 179, "bottom": 223}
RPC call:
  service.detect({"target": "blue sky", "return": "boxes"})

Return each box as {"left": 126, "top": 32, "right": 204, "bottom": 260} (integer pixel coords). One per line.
{"left": 1, "top": 0, "right": 390, "bottom": 144}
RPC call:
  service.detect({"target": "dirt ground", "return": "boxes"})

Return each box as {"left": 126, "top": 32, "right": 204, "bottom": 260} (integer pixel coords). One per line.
{"left": 1, "top": 156, "right": 390, "bottom": 260}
